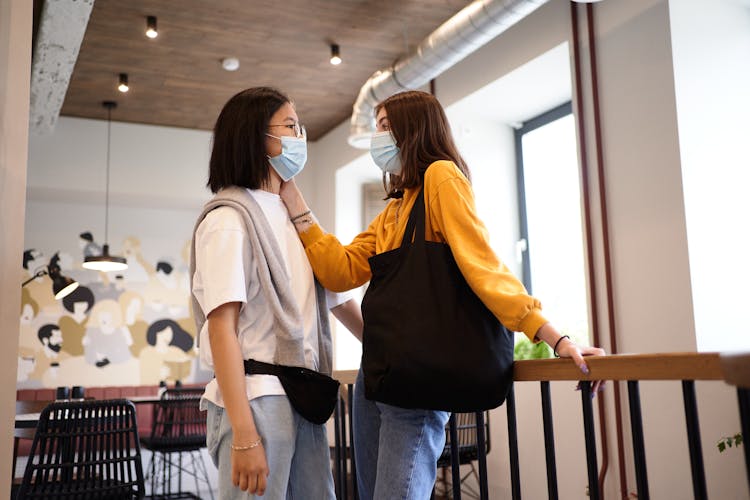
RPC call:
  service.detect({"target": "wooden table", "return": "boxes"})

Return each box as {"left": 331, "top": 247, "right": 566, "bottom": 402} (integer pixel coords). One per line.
{"left": 15, "top": 400, "right": 52, "bottom": 429}
{"left": 126, "top": 395, "right": 162, "bottom": 405}
{"left": 14, "top": 400, "right": 54, "bottom": 479}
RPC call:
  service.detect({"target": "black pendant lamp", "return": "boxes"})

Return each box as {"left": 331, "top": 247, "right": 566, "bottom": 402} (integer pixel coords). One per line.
{"left": 83, "top": 101, "right": 128, "bottom": 272}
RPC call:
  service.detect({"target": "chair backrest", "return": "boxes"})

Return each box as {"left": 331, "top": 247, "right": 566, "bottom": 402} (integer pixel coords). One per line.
{"left": 17, "top": 398, "right": 145, "bottom": 499}
{"left": 150, "top": 387, "right": 206, "bottom": 450}
{"left": 437, "top": 411, "right": 491, "bottom": 467}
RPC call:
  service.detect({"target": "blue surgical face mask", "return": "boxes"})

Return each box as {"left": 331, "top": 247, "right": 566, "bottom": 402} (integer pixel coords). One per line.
{"left": 370, "top": 131, "right": 402, "bottom": 175}
{"left": 266, "top": 134, "right": 307, "bottom": 181}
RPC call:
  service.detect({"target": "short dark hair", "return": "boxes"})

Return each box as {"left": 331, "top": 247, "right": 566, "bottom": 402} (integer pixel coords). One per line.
{"left": 22, "top": 249, "right": 37, "bottom": 270}
{"left": 37, "top": 323, "right": 59, "bottom": 343}
{"left": 208, "top": 87, "right": 291, "bottom": 193}
{"left": 62, "top": 285, "right": 95, "bottom": 313}
{"left": 156, "top": 261, "right": 173, "bottom": 275}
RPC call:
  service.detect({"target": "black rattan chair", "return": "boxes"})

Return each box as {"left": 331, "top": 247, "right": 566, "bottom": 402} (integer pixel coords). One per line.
{"left": 434, "top": 411, "right": 491, "bottom": 500}
{"left": 140, "top": 387, "right": 214, "bottom": 499}
{"left": 16, "top": 398, "right": 145, "bottom": 499}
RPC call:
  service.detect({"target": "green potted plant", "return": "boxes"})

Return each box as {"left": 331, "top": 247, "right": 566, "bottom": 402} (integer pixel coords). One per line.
{"left": 717, "top": 432, "right": 743, "bottom": 453}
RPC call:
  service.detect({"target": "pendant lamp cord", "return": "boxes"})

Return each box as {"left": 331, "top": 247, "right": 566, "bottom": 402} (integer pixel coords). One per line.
{"left": 105, "top": 104, "right": 111, "bottom": 245}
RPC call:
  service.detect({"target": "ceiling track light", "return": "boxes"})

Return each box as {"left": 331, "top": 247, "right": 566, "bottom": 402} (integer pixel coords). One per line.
{"left": 146, "top": 15, "right": 158, "bottom": 39}
{"left": 82, "top": 101, "right": 128, "bottom": 273}
{"left": 118, "top": 73, "right": 129, "bottom": 93}
{"left": 221, "top": 57, "right": 240, "bottom": 72}
{"left": 330, "top": 43, "right": 342, "bottom": 65}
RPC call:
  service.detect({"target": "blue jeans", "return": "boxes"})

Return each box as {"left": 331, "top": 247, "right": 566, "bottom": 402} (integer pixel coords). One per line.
{"left": 353, "top": 369, "right": 451, "bottom": 500}
{"left": 206, "top": 396, "right": 335, "bottom": 500}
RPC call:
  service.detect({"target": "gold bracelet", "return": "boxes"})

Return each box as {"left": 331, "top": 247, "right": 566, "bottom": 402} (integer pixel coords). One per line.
{"left": 230, "top": 437, "right": 262, "bottom": 451}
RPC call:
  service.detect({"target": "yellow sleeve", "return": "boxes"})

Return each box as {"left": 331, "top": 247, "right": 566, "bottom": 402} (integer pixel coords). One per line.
{"left": 428, "top": 173, "right": 548, "bottom": 340}
{"left": 298, "top": 216, "right": 379, "bottom": 292}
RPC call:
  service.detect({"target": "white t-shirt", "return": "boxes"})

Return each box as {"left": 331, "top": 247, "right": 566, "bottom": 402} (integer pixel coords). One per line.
{"left": 193, "top": 189, "right": 350, "bottom": 408}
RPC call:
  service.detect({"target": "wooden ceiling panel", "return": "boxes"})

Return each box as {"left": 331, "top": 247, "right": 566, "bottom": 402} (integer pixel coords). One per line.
{"left": 59, "top": 0, "right": 470, "bottom": 140}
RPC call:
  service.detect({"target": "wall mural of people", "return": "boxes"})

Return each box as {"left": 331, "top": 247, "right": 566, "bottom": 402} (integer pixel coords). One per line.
{"left": 19, "top": 288, "right": 40, "bottom": 354}
{"left": 59, "top": 285, "right": 94, "bottom": 357}
{"left": 17, "top": 232, "right": 202, "bottom": 389}
{"left": 79, "top": 231, "right": 102, "bottom": 258}
{"left": 29, "top": 323, "right": 70, "bottom": 384}
{"left": 83, "top": 299, "right": 133, "bottom": 367}
{"left": 139, "top": 319, "right": 195, "bottom": 385}
{"left": 118, "top": 290, "right": 149, "bottom": 357}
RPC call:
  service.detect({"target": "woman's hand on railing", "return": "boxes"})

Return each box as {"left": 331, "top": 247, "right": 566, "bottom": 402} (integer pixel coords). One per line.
{"left": 535, "top": 322, "right": 607, "bottom": 395}
{"left": 556, "top": 339, "right": 607, "bottom": 395}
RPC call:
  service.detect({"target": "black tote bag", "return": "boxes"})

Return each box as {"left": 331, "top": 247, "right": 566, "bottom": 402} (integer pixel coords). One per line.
{"left": 361, "top": 186, "right": 514, "bottom": 412}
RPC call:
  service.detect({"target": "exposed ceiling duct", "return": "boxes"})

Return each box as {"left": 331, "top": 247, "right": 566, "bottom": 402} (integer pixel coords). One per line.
{"left": 347, "top": 0, "right": 552, "bottom": 148}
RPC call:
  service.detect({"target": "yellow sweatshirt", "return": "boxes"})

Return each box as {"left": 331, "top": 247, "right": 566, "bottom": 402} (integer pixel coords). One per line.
{"left": 299, "top": 160, "right": 548, "bottom": 340}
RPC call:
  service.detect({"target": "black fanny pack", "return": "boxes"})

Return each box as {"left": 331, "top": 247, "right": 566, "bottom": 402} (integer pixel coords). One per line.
{"left": 243, "top": 359, "right": 340, "bottom": 425}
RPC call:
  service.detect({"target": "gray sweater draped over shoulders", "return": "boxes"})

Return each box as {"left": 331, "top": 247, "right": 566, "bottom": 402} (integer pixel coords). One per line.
{"left": 189, "top": 186, "right": 333, "bottom": 375}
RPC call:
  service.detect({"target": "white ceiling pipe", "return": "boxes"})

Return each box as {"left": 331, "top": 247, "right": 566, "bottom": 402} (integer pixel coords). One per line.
{"left": 348, "top": 0, "right": 552, "bottom": 148}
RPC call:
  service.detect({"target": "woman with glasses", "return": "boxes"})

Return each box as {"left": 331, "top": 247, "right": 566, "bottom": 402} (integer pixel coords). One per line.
{"left": 190, "top": 87, "right": 362, "bottom": 499}
{"left": 280, "top": 90, "right": 605, "bottom": 499}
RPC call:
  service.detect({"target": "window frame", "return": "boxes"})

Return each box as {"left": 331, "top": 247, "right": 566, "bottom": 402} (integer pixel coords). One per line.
{"left": 513, "top": 101, "right": 573, "bottom": 293}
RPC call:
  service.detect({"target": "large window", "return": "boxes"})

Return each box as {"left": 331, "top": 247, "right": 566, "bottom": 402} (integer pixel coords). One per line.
{"left": 515, "top": 103, "right": 590, "bottom": 345}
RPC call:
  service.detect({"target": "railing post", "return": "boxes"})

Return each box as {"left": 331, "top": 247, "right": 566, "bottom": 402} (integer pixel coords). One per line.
{"left": 339, "top": 394, "right": 348, "bottom": 500}
{"left": 627, "top": 381, "right": 650, "bottom": 499}
{"left": 682, "top": 380, "right": 707, "bottom": 500}
{"left": 540, "top": 381, "right": 558, "bottom": 500}
{"left": 580, "top": 381, "right": 600, "bottom": 500}
{"left": 448, "top": 413, "right": 462, "bottom": 500}
{"left": 475, "top": 411, "right": 489, "bottom": 500}
{"left": 506, "top": 385, "right": 522, "bottom": 500}
{"left": 737, "top": 388, "right": 750, "bottom": 493}
{"left": 333, "top": 394, "right": 342, "bottom": 499}
{"left": 348, "top": 384, "right": 358, "bottom": 500}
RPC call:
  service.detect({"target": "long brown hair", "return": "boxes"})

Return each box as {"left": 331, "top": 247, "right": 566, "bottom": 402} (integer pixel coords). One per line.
{"left": 375, "top": 91, "right": 470, "bottom": 198}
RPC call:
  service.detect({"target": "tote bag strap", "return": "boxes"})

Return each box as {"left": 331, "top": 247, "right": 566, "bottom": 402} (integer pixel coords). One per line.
{"left": 399, "top": 188, "right": 427, "bottom": 249}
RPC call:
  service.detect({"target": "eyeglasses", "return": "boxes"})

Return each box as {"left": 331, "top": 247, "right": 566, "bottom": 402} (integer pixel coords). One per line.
{"left": 269, "top": 122, "right": 306, "bottom": 139}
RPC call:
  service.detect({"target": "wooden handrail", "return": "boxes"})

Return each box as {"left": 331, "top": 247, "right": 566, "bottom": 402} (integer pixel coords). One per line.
{"left": 332, "top": 369, "right": 358, "bottom": 386}
{"left": 333, "top": 352, "right": 749, "bottom": 388}
{"left": 514, "top": 352, "right": 724, "bottom": 382}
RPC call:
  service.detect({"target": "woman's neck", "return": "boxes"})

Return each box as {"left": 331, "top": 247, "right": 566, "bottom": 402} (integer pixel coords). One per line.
{"left": 261, "top": 169, "right": 282, "bottom": 194}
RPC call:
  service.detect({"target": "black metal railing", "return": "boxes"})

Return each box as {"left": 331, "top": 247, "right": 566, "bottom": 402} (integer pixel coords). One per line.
{"left": 332, "top": 352, "right": 750, "bottom": 499}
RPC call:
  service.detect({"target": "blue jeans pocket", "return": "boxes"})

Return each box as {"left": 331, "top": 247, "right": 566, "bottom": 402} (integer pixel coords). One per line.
{"left": 205, "top": 402, "right": 224, "bottom": 467}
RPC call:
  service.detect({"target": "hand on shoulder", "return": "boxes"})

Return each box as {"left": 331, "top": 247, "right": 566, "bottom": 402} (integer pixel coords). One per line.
{"left": 279, "top": 178, "right": 308, "bottom": 217}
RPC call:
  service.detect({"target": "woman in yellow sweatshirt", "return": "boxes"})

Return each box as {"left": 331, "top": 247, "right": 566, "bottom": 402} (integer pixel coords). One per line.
{"left": 280, "top": 90, "right": 605, "bottom": 499}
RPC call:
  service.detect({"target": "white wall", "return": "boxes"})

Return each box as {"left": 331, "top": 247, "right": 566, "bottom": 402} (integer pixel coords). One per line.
{"left": 584, "top": 3, "right": 744, "bottom": 495}
{"left": 303, "top": 119, "right": 366, "bottom": 232}
{"left": 669, "top": 0, "right": 750, "bottom": 353}
{"left": 28, "top": 116, "right": 212, "bottom": 208}
{"left": 331, "top": 154, "right": 375, "bottom": 369}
